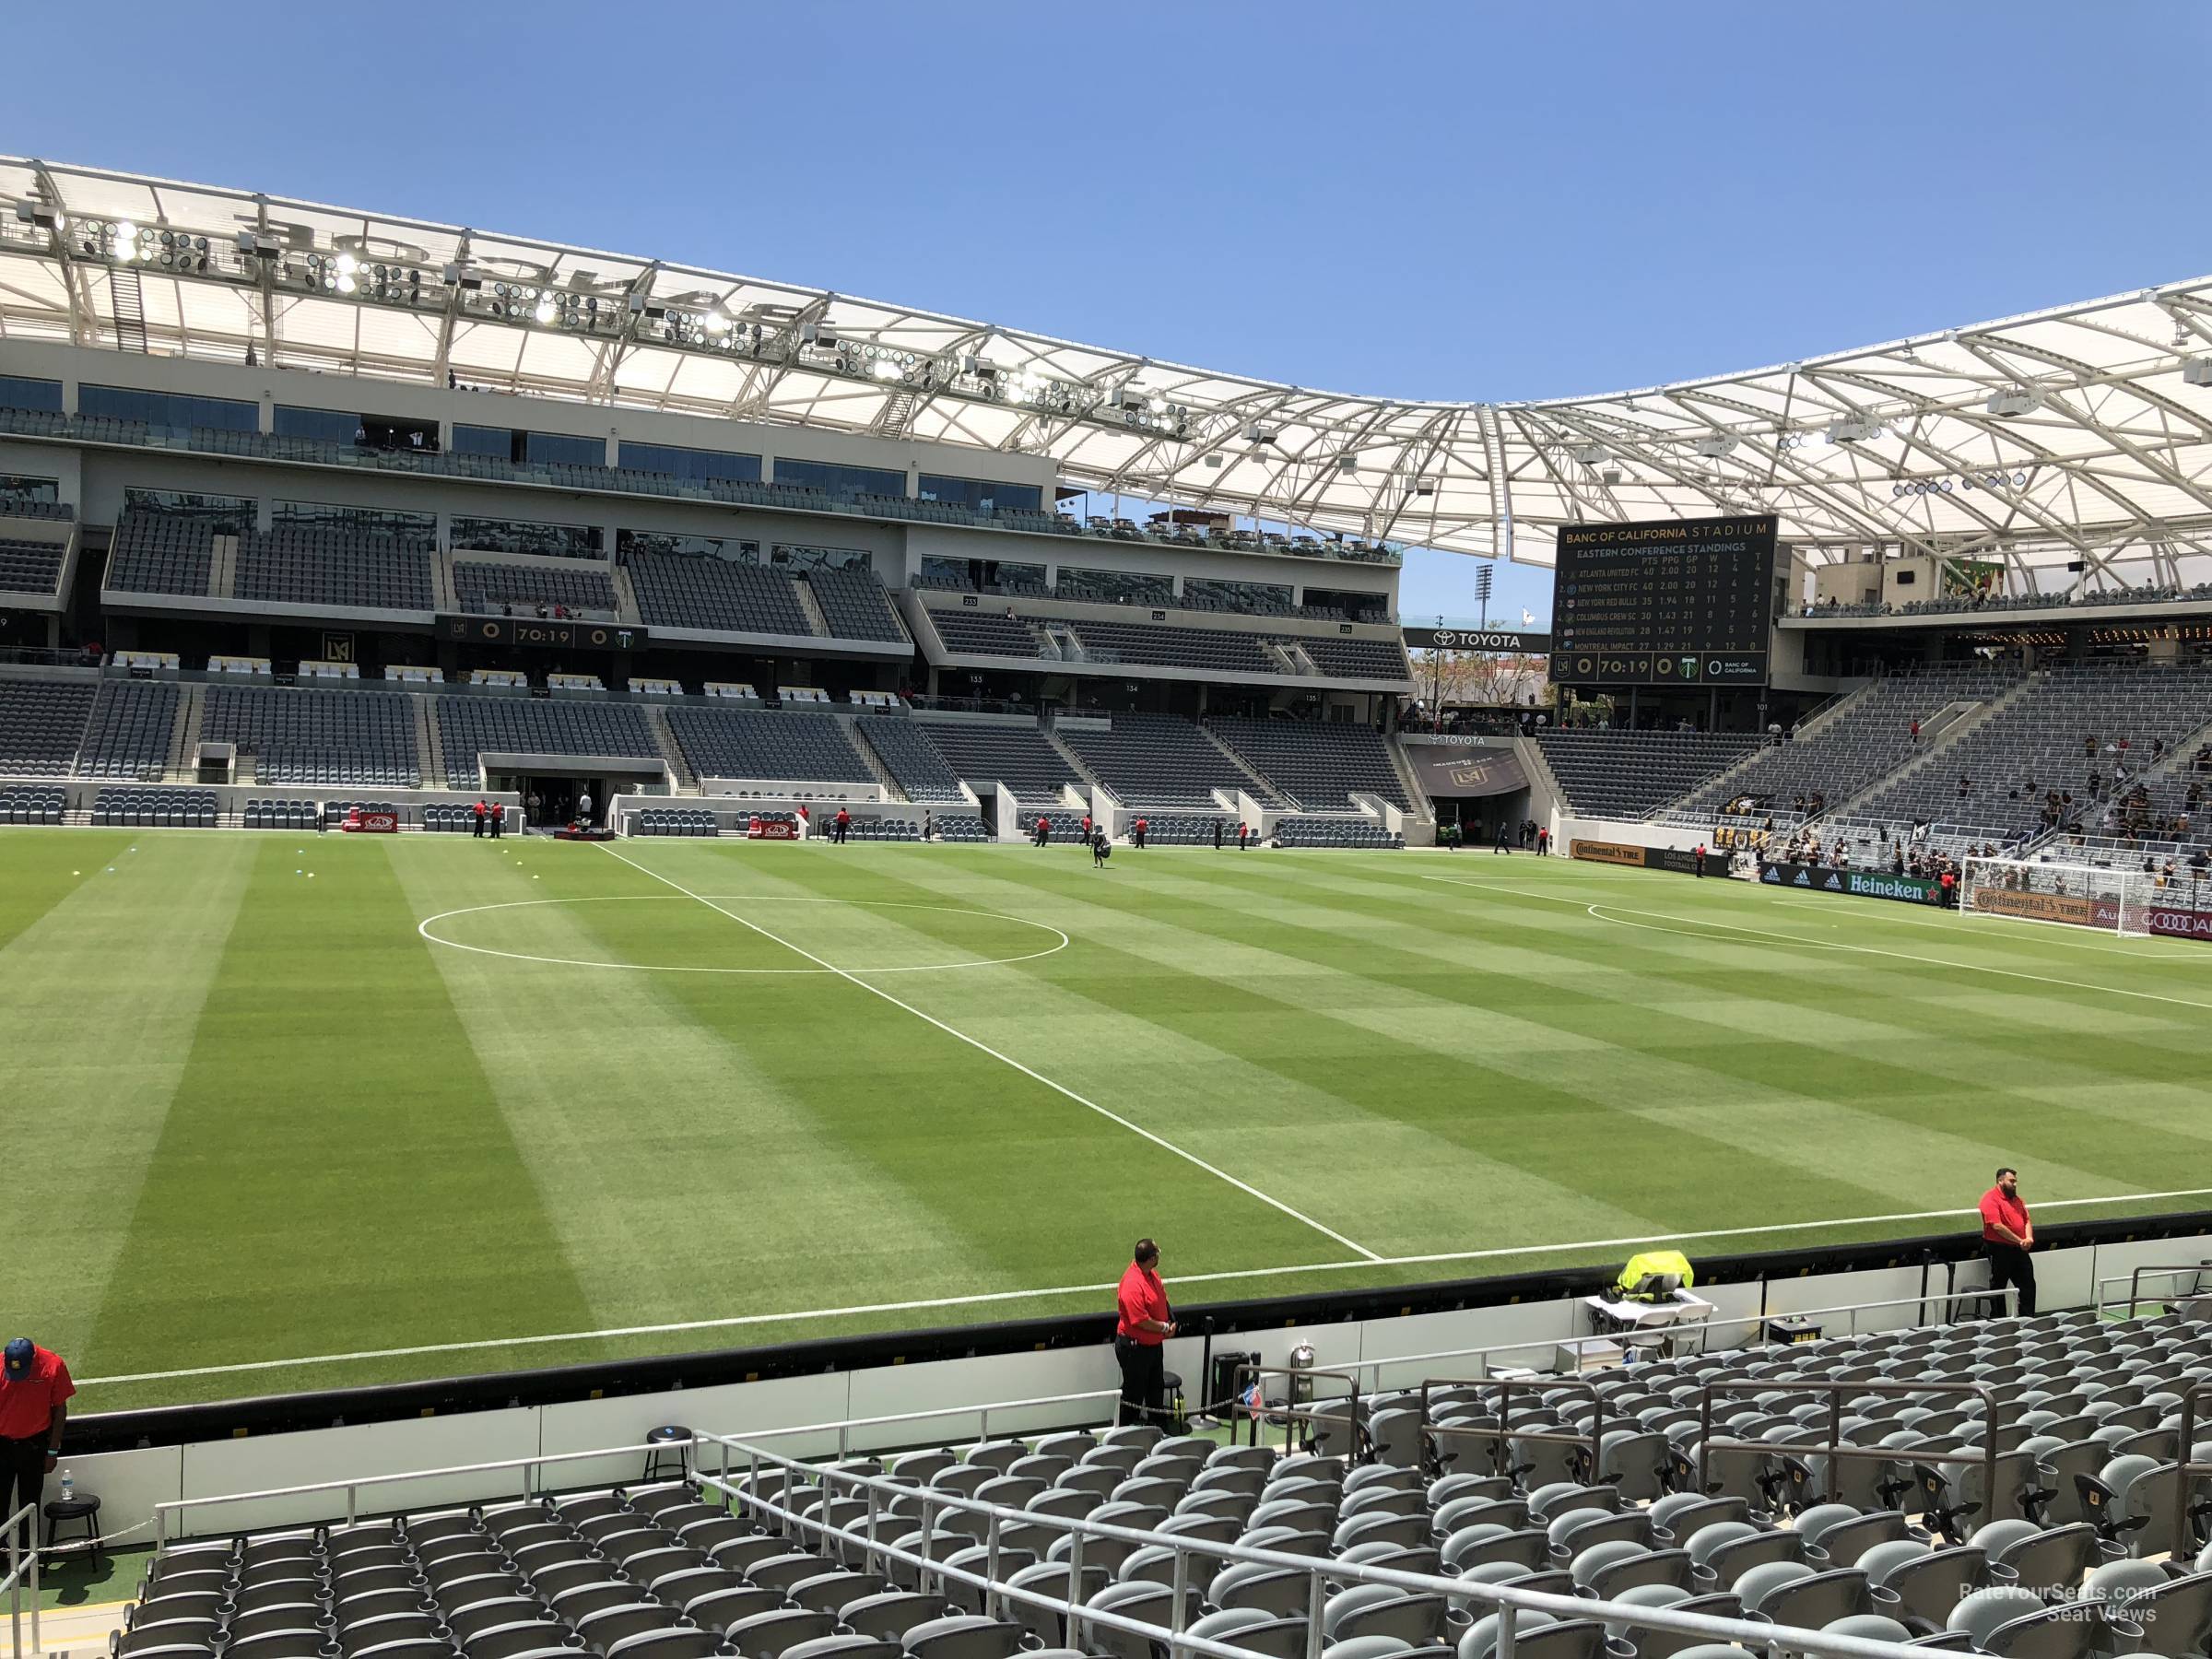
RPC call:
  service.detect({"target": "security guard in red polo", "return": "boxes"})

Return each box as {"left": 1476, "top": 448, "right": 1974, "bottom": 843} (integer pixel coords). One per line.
{"left": 1114, "top": 1239, "right": 1175, "bottom": 1427}
{"left": 1, "top": 1336, "right": 74, "bottom": 1553}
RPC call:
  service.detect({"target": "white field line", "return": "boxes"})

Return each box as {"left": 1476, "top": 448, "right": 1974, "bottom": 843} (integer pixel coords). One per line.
{"left": 1767, "top": 898, "right": 2212, "bottom": 959}
{"left": 594, "top": 842, "right": 1382, "bottom": 1263}
{"left": 77, "top": 1186, "right": 2212, "bottom": 1389}
{"left": 1421, "top": 874, "right": 2212, "bottom": 1014}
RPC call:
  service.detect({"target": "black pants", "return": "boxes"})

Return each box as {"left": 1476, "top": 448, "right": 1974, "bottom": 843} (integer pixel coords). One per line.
{"left": 832, "top": 824, "right": 846, "bottom": 843}
{"left": 1134, "top": 830, "right": 1145, "bottom": 849}
{"left": 472, "top": 816, "right": 484, "bottom": 838}
{"left": 1987, "top": 1242, "right": 2037, "bottom": 1316}
{"left": 1, "top": 1437, "right": 45, "bottom": 1553}
{"left": 1114, "top": 1335, "right": 1164, "bottom": 1428}
{"left": 490, "top": 813, "right": 502, "bottom": 839}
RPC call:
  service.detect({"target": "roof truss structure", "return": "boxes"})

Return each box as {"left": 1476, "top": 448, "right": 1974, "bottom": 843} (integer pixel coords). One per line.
{"left": 5, "top": 159, "right": 2211, "bottom": 588}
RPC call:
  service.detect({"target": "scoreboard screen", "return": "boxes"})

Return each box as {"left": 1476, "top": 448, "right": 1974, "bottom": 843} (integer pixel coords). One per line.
{"left": 1549, "top": 513, "right": 1778, "bottom": 687}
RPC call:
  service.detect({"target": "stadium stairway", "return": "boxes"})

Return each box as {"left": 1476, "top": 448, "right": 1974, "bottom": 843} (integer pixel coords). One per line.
{"left": 791, "top": 579, "right": 832, "bottom": 638}
{"left": 208, "top": 532, "right": 240, "bottom": 601}
{"left": 412, "top": 694, "right": 442, "bottom": 789}
{"left": 848, "top": 720, "right": 912, "bottom": 802}
{"left": 431, "top": 550, "right": 460, "bottom": 613}
{"left": 609, "top": 562, "right": 644, "bottom": 627}
{"left": 644, "top": 704, "right": 699, "bottom": 790}
{"left": 1046, "top": 722, "right": 1110, "bottom": 799}
{"left": 1820, "top": 675, "right": 2040, "bottom": 822}
{"left": 1199, "top": 722, "right": 1289, "bottom": 806}
{"left": 171, "top": 684, "right": 204, "bottom": 781}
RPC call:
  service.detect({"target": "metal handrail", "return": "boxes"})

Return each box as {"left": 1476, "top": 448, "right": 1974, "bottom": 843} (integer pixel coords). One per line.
{"left": 2170, "top": 1381, "right": 2212, "bottom": 1557}
{"left": 4, "top": 1499, "right": 41, "bottom": 1659}
{"left": 2093, "top": 1264, "right": 2212, "bottom": 1320}
{"left": 1418, "top": 1374, "right": 1607, "bottom": 1485}
{"left": 697, "top": 1429, "right": 1941, "bottom": 1659}
{"left": 1229, "top": 1363, "right": 1360, "bottom": 1457}
{"left": 1697, "top": 1375, "right": 2000, "bottom": 1513}
{"left": 149, "top": 1388, "right": 1124, "bottom": 1545}
{"left": 1319, "top": 1288, "right": 2004, "bottom": 1393}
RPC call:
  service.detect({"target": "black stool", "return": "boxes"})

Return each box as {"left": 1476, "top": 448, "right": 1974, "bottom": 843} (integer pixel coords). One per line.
{"left": 643, "top": 1425, "right": 691, "bottom": 1483}
{"left": 43, "top": 1493, "right": 102, "bottom": 1569}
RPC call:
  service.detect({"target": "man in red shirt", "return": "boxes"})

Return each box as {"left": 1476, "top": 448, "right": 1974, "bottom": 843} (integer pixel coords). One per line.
{"left": 832, "top": 806, "right": 851, "bottom": 845}
{"left": 1979, "top": 1168, "right": 2036, "bottom": 1316}
{"left": 1133, "top": 816, "right": 1147, "bottom": 851}
{"left": 1, "top": 1336, "right": 74, "bottom": 1552}
{"left": 1114, "top": 1239, "right": 1175, "bottom": 1428}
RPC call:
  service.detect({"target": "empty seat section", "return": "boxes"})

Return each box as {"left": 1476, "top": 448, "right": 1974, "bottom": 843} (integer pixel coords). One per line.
{"left": 201, "top": 686, "right": 420, "bottom": 787}
{"left": 106, "top": 511, "right": 213, "bottom": 595}
{"left": 0, "top": 678, "right": 96, "bottom": 773}
{"left": 626, "top": 552, "right": 812, "bottom": 635}
{"left": 0, "top": 537, "right": 65, "bottom": 596}
{"left": 0, "top": 783, "right": 65, "bottom": 823}
{"left": 1058, "top": 713, "right": 1264, "bottom": 808}
{"left": 1273, "top": 814, "right": 1403, "bottom": 849}
{"left": 1535, "top": 730, "right": 1762, "bottom": 818}
{"left": 1060, "top": 618, "right": 1277, "bottom": 675}
{"left": 1293, "top": 636, "right": 1412, "bottom": 679}
{"left": 1208, "top": 718, "right": 1410, "bottom": 811}
{"left": 665, "top": 709, "right": 873, "bottom": 784}
{"left": 91, "top": 785, "right": 216, "bottom": 827}
{"left": 453, "top": 560, "right": 618, "bottom": 615}
{"left": 928, "top": 609, "right": 1046, "bottom": 657}
{"left": 805, "top": 569, "right": 908, "bottom": 642}
{"left": 236, "top": 525, "right": 435, "bottom": 612}
{"left": 77, "top": 679, "right": 178, "bottom": 778}
{"left": 432, "top": 696, "right": 659, "bottom": 790}
{"left": 914, "top": 722, "right": 1080, "bottom": 802}
{"left": 854, "top": 718, "right": 968, "bottom": 803}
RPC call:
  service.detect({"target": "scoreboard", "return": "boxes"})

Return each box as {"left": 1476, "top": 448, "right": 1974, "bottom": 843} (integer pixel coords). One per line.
{"left": 1549, "top": 513, "right": 1778, "bottom": 686}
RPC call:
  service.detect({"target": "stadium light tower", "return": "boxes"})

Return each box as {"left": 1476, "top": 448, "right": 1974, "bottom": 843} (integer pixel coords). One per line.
{"left": 1475, "top": 563, "right": 1493, "bottom": 629}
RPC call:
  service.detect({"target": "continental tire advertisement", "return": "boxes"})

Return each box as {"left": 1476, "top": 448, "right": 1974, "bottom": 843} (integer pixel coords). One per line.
{"left": 1969, "top": 887, "right": 2099, "bottom": 927}
{"left": 1760, "top": 862, "right": 1945, "bottom": 906}
{"left": 1571, "top": 840, "right": 1646, "bottom": 866}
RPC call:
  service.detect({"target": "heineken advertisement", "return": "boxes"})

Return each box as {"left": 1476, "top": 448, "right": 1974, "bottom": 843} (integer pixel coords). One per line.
{"left": 1760, "top": 862, "right": 1945, "bottom": 906}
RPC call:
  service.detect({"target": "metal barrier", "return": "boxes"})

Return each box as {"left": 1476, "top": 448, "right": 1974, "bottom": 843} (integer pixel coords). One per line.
{"left": 1696, "top": 1375, "right": 2000, "bottom": 1515}
{"left": 2094, "top": 1263, "right": 2212, "bottom": 1320}
{"left": 4, "top": 1500, "right": 40, "bottom": 1659}
{"left": 1417, "top": 1374, "right": 1607, "bottom": 1485}
{"left": 697, "top": 1428, "right": 1939, "bottom": 1659}
{"left": 150, "top": 1389, "right": 1124, "bottom": 1547}
{"left": 1314, "top": 1288, "right": 2007, "bottom": 1394}
{"left": 1229, "top": 1363, "right": 1361, "bottom": 1457}
{"left": 2169, "top": 1380, "right": 2212, "bottom": 1559}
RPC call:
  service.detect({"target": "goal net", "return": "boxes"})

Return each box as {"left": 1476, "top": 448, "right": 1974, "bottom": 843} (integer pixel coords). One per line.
{"left": 1959, "top": 856, "right": 2154, "bottom": 935}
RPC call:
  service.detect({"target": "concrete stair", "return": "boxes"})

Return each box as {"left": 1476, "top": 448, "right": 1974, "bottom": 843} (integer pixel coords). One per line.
{"left": 411, "top": 692, "right": 439, "bottom": 789}
{"left": 793, "top": 580, "right": 831, "bottom": 638}
{"left": 644, "top": 704, "right": 696, "bottom": 789}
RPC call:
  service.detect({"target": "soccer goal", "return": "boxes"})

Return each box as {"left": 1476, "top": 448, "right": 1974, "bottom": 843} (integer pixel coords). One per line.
{"left": 1959, "top": 855, "right": 2152, "bottom": 935}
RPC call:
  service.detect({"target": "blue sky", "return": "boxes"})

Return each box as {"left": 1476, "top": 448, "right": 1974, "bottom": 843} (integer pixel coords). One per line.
{"left": 7, "top": 2, "right": 2205, "bottom": 625}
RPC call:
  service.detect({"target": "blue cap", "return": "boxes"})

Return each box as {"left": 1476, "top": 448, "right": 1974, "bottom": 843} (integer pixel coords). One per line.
{"left": 2, "top": 1339, "right": 30, "bottom": 1380}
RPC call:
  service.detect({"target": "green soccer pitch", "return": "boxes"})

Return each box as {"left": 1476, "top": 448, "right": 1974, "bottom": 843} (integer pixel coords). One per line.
{"left": 6, "top": 830, "right": 2210, "bottom": 1412}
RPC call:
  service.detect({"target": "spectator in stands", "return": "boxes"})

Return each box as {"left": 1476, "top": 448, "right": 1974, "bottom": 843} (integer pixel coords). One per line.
{"left": 1132, "top": 815, "right": 1148, "bottom": 850}
{"left": 0, "top": 1337, "right": 72, "bottom": 1555}
{"left": 1980, "top": 1168, "right": 2036, "bottom": 1316}
{"left": 832, "top": 806, "right": 851, "bottom": 845}
{"left": 1958, "top": 774, "right": 1971, "bottom": 799}
{"left": 472, "top": 798, "right": 487, "bottom": 839}
{"left": 1113, "top": 1240, "right": 1174, "bottom": 1427}
{"left": 1910, "top": 718, "right": 1921, "bottom": 741}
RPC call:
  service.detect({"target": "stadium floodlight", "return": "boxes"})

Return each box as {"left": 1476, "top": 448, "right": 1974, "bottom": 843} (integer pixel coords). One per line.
{"left": 2183, "top": 358, "right": 2212, "bottom": 388}
{"left": 1828, "top": 418, "right": 1881, "bottom": 443}
{"left": 1572, "top": 443, "right": 1608, "bottom": 465}
{"left": 1986, "top": 387, "right": 2042, "bottom": 418}
{"left": 335, "top": 253, "right": 359, "bottom": 277}
{"left": 1694, "top": 434, "right": 1737, "bottom": 458}
{"left": 872, "top": 358, "right": 902, "bottom": 381}
{"left": 534, "top": 298, "right": 556, "bottom": 324}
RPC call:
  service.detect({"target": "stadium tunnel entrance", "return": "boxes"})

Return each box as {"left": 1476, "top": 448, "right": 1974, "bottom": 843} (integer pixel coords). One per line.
{"left": 477, "top": 751, "right": 673, "bottom": 830}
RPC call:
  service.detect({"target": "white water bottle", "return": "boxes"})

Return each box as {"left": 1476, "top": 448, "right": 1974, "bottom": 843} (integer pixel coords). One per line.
{"left": 59, "top": 1468, "right": 73, "bottom": 1504}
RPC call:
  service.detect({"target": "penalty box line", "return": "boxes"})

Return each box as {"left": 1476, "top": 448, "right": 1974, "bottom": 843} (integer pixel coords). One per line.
{"left": 76, "top": 1185, "right": 2212, "bottom": 1389}
{"left": 594, "top": 842, "right": 1382, "bottom": 1264}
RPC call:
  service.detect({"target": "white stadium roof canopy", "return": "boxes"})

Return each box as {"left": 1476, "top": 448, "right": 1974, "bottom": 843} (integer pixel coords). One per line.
{"left": 6, "top": 158, "right": 2212, "bottom": 588}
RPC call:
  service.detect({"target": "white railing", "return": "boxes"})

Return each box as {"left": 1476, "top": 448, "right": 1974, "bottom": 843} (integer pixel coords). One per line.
{"left": 699, "top": 1429, "right": 1940, "bottom": 1659}
{"left": 150, "top": 1390, "right": 1124, "bottom": 1547}
{"left": 4, "top": 1500, "right": 40, "bottom": 1659}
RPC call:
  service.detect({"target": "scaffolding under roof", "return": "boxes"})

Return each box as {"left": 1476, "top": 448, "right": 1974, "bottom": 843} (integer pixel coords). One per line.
{"left": 5, "top": 158, "right": 2210, "bottom": 590}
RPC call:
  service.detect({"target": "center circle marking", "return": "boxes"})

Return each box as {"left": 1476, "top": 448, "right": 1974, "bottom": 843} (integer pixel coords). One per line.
{"left": 417, "top": 894, "right": 1070, "bottom": 975}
